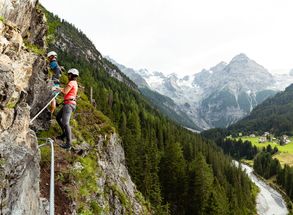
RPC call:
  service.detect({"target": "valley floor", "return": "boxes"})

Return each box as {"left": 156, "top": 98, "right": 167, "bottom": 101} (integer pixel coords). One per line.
{"left": 239, "top": 136, "right": 293, "bottom": 166}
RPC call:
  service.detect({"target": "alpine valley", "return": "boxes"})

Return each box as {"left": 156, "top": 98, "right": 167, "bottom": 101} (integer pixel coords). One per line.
{"left": 108, "top": 54, "right": 293, "bottom": 130}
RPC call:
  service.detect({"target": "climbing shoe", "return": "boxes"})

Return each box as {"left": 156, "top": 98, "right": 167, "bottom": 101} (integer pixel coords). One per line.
{"left": 59, "top": 142, "right": 71, "bottom": 150}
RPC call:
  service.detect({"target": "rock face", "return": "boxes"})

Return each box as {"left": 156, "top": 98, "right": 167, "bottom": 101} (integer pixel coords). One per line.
{"left": 0, "top": 0, "right": 37, "bottom": 33}
{"left": 197, "top": 54, "right": 276, "bottom": 128}
{"left": 95, "top": 134, "right": 149, "bottom": 214}
{"left": 0, "top": 0, "right": 48, "bottom": 214}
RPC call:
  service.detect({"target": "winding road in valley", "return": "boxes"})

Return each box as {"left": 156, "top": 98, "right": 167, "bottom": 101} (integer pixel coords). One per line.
{"left": 240, "top": 163, "right": 288, "bottom": 215}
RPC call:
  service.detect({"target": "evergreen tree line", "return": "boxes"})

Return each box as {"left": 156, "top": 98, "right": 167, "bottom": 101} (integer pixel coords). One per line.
{"left": 253, "top": 152, "right": 293, "bottom": 201}
{"left": 202, "top": 128, "right": 229, "bottom": 141}
{"left": 253, "top": 152, "right": 281, "bottom": 179}
{"left": 215, "top": 138, "right": 258, "bottom": 160}
{"left": 277, "top": 164, "right": 293, "bottom": 200}
{"left": 45, "top": 9, "right": 257, "bottom": 214}
{"left": 215, "top": 138, "right": 278, "bottom": 160}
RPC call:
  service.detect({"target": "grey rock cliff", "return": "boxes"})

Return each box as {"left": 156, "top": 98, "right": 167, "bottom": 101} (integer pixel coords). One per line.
{"left": 0, "top": 0, "right": 48, "bottom": 214}
{"left": 96, "top": 134, "right": 150, "bottom": 214}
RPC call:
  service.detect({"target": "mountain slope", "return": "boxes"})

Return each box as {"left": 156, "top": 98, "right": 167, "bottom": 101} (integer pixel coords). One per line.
{"left": 107, "top": 57, "right": 201, "bottom": 130}
{"left": 197, "top": 54, "right": 277, "bottom": 127}
{"left": 44, "top": 8, "right": 258, "bottom": 215}
{"left": 109, "top": 54, "right": 278, "bottom": 130}
{"left": 139, "top": 88, "right": 201, "bottom": 130}
{"left": 107, "top": 57, "right": 150, "bottom": 88}
{"left": 229, "top": 84, "right": 293, "bottom": 136}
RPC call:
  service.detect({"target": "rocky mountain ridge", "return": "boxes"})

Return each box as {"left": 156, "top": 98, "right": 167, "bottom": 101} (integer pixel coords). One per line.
{"left": 109, "top": 54, "right": 287, "bottom": 130}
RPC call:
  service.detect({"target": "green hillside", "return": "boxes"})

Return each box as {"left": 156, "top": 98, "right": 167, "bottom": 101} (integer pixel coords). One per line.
{"left": 42, "top": 6, "right": 258, "bottom": 214}
{"left": 229, "top": 84, "right": 293, "bottom": 136}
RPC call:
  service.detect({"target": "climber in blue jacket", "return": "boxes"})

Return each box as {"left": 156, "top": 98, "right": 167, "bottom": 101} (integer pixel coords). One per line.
{"left": 48, "top": 51, "right": 61, "bottom": 84}
{"left": 47, "top": 51, "right": 61, "bottom": 113}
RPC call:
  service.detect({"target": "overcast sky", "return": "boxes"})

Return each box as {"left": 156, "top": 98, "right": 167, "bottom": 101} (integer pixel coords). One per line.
{"left": 40, "top": 0, "right": 293, "bottom": 76}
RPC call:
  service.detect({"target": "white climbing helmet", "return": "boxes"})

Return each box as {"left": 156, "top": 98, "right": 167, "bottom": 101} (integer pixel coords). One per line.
{"left": 47, "top": 51, "right": 57, "bottom": 58}
{"left": 68, "top": 68, "right": 79, "bottom": 76}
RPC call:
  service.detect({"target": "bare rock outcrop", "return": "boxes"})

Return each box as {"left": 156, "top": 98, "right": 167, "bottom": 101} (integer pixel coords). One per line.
{"left": 0, "top": 0, "right": 49, "bottom": 214}
{"left": 0, "top": 0, "right": 37, "bottom": 34}
{"left": 96, "top": 134, "right": 150, "bottom": 214}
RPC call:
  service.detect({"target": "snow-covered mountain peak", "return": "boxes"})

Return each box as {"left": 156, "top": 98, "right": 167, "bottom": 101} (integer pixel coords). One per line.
{"left": 109, "top": 53, "right": 288, "bottom": 130}
{"left": 167, "top": 73, "right": 179, "bottom": 80}
{"left": 225, "top": 54, "right": 272, "bottom": 79}
{"left": 182, "top": 75, "right": 190, "bottom": 81}
{"left": 178, "top": 75, "right": 195, "bottom": 88}
{"left": 137, "top": 68, "right": 151, "bottom": 77}
{"left": 153, "top": 71, "right": 166, "bottom": 78}
{"left": 230, "top": 53, "right": 250, "bottom": 63}
{"left": 210, "top": 61, "right": 227, "bottom": 73}
{"left": 271, "top": 71, "right": 293, "bottom": 91}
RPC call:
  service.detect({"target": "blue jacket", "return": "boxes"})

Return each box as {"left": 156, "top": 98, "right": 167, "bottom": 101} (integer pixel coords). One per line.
{"left": 50, "top": 60, "right": 61, "bottom": 82}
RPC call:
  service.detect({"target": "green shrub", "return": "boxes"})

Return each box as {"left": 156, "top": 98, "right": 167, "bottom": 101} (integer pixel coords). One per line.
{"left": 90, "top": 201, "right": 103, "bottom": 214}
{"left": 6, "top": 101, "right": 16, "bottom": 109}
{"left": 24, "top": 40, "right": 45, "bottom": 55}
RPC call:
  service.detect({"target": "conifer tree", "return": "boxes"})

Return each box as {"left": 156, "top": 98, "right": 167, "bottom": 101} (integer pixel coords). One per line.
{"left": 193, "top": 153, "right": 213, "bottom": 214}
{"left": 160, "top": 142, "right": 187, "bottom": 214}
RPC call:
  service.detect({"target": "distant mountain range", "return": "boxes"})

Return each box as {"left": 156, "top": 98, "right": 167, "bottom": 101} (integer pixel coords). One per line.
{"left": 107, "top": 54, "right": 293, "bottom": 130}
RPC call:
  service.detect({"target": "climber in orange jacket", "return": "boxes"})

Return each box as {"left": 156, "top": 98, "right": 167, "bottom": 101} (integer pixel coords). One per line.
{"left": 56, "top": 68, "right": 79, "bottom": 149}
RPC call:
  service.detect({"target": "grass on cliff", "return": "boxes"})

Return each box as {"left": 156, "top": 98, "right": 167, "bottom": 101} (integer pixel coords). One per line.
{"left": 24, "top": 40, "right": 46, "bottom": 55}
{"left": 38, "top": 78, "right": 117, "bottom": 214}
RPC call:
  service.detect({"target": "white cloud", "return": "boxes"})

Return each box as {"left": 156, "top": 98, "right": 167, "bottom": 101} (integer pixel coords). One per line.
{"left": 40, "top": 0, "right": 293, "bottom": 75}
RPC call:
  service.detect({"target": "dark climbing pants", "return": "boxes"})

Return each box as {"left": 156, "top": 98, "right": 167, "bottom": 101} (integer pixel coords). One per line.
{"left": 56, "top": 104, "right": 76, "bottom": 145}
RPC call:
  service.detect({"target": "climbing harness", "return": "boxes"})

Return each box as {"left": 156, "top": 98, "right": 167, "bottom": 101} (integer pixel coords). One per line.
{"left": 63, "top": 98, "right": 76, "bottom": 103}
{"left": 38, "top": 138, "right": 55, "bottom": 215}
{"left": 30, "top": 92, "right": 60, "bottom": 124}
